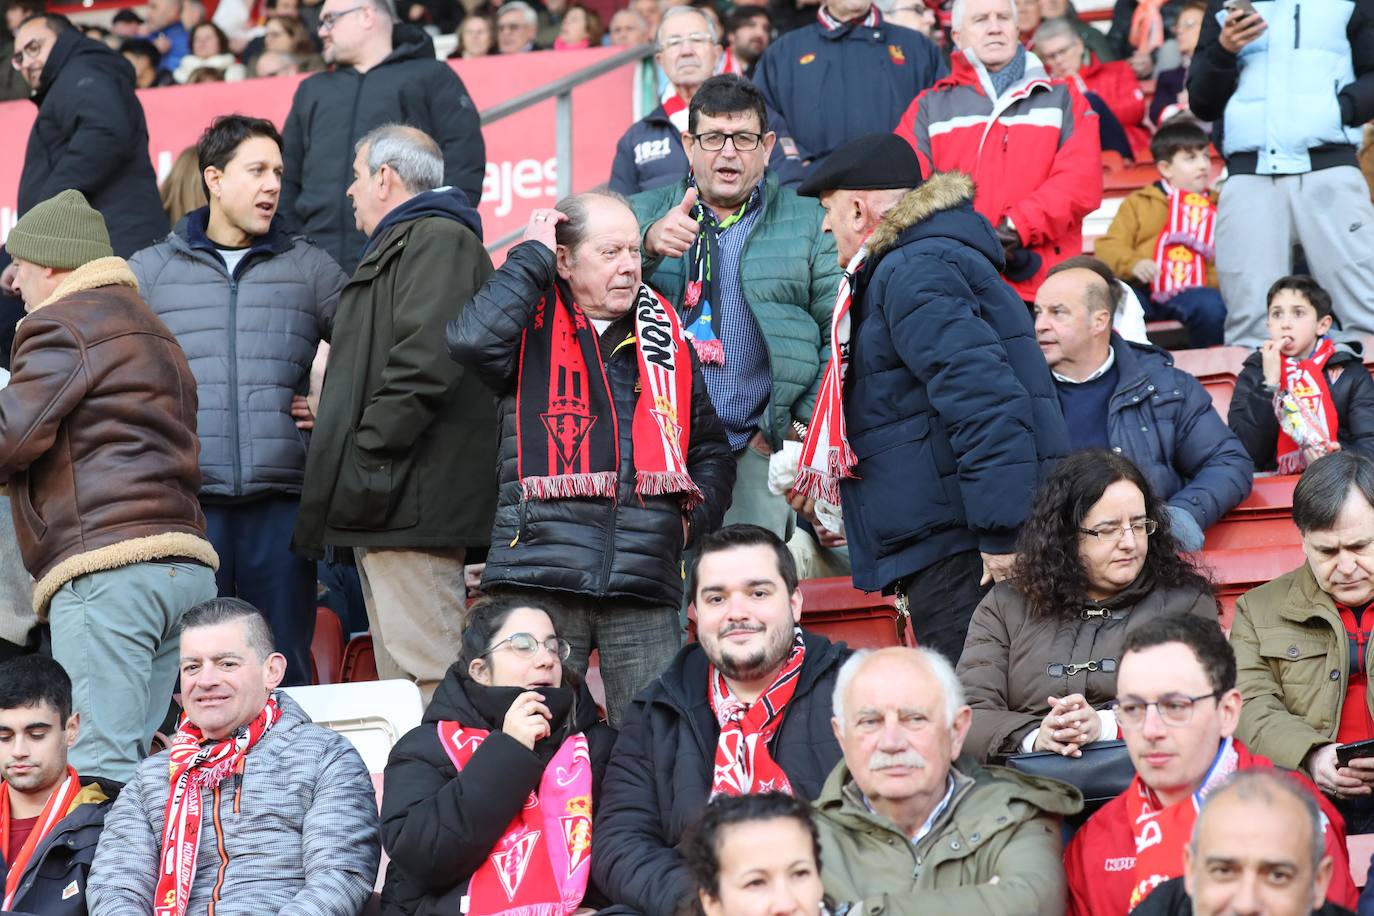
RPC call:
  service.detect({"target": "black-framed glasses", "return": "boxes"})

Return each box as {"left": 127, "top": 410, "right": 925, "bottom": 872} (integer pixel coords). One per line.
{"left": 1079, "top": 518, "right": 1158, "bottom": 542}
{"left": 483, "top": 633, "right": 572, "bottom": 661}
{"left": 1110, "top": 691, "right": 1221, "bottom": 728}
{"left": 319, "top": 6, "right": 366, "bottom": 31}
{"left": 1047, "top": 658, "right": 1117, "bottom": 678}
{"left": 693, "top": 131, "right": 763, "bottom": 151}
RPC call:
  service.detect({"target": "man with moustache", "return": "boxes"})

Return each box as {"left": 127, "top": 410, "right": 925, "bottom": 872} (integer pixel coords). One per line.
{"left": 592, "top": 525, "right": 848, "bottom": 916}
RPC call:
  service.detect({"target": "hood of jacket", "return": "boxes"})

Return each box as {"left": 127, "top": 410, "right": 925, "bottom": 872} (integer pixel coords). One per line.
{"left": 376, "top": 22, "right": 438, "bottom": 65}
{"left": 937, "top": 46, "right": 1052, "bottom": 101}
{"left": 867, "top": 171, "right": 1004, "bottom": 268}
{"left": 35, "top": 30, "right": 133, "bottom": 105}
{"left": 363, "top": 186, "right": 483, "bottom": 257}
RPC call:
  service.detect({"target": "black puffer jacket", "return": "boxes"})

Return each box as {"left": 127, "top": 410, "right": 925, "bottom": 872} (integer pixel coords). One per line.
{"left": 1, "top": 776, "right": 120, "bottom": 916}
{"left": 380, "top": 664, "right": 617, "bottom": 916}
{"left": 280, "top": 25, "right": 485, "bottom": 273}
{"left": 446, "top": 241, "right": 735, "bottom": 608}
{"left": 591, "top": 632, "right": 848, "bottom": 916}
{"left": 17, "top": 29, "right": 167, "bottom": 258}
{"left": 1228, "top": 343, "right": 1374, "bottom": 472}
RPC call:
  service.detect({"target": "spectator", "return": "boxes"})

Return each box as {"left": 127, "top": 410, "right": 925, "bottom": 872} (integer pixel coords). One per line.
{"left": 634, "top": 74, "right": 839, "bottom": 541}
{"left": 1227, "top": 453, "right": 1374, "bottom": 835}
{"left": 815, "top": 647, "right": 1080, "bottom": 911}
{"left": 957, "top": 450, "right": 1216, "bottom": 763}
{"left": 1037, "top": 16, "right": 1149, "bottom": 158}
{"left": 264, "top": 13, "right": 323, "bottom": 68}
{"left": 685, "top": 794, "right": 828, "bottom": 916}
{"left": 253, "top": 46, "right": 298, "bottom": 75}
{"left": 536, "top": 0, "right": 568, "bottom": 46}
{"left": 1056, "top": 252, "right": 1151, "bottom": 344}
{"left": 896, "top": 0, "right": 1102, "bottom": 301}
{"left": 608, "top": 7, "right": 651, "bottom": 45}
{"left": 174, "top": 21, "right": 245, "bottom": 80}
{"left": 1016, "top": 0, "right": 1040, "bottom": 47}
{"left": 1, "top": 14, "right": 167, "bottom": 274}
{"left": 554, "top": 3, "right": 601, "bottom": 47}
{"left": 631, "top": 0, "right": 661, "bottom": 33}
{"left": 447, "top": 193, "right": 733, "bottom": 726}
{"left": 875, "top": 0, "right": 937, "bottom": 38}
{"left": 380, "top": 594, "right": 616, "bottom": 915}
{"left": 158, "top": 146, "right": 207, "bottom": 225}
{"left": 1229, "top": 279, "right": 1374, "bottom": 473}
{"left": 281, "top": 0, "right": 485, "bottom": 274}
{"left": 497, "top": 0, "right": 540, "bottom": 51}
{"left": 183, "top": 63, "right": 224, "bottom": 81}
{"left": 1033, "top": 265, "right": 1252, "bottom": 552}
{"left": 1, "top": 0, "right": 42, "bottom": 101}
{"left": 132, "top": 116, "right": 345, "bottom": 689}
{"left": 1064, "top": 613, "right": 1358, "bottom": 915}
{"left": 1148, "top": 0, "right": 1203, "bottom": 124}
{"left": 1108, "top": 0, "right": 1187, "bottom": 77}
{"left": 793, "top": 133, "right": 1068, "bottom": 662}
{"left": 454, "top": 10, "right": 496, "bottom": 55}
{"left": 1133, "top": 770, "right": 1351, "bottom": 916}
{"left": 295, "top": 125, "right": 497, "bottom": 701}
{"left": 0, "top": 190, "right": 217, "bottom": 782}
{"left": 403, "top": 0, "right": 463, "bottom": 35}
{"left": 142, "top": 0, "right": 189, "bottom": 71}
{"left": 1094, "top": 118, "right": 1226, "bottom": 348}
{"left": 1039, "top": 0, "right": 1116, "bottom": 61}
{"left": 752, "top": 0, "right": 946, "bottom": 173}
{"left": 110, "top": 7, "right": 142, "bottom": 37}
{"left": 591, "top": 525, "right": 847, "bottom": 914}
{"left": 1189, "top": 1, "right": 1374, "bottom": 348}
{"left": 0, "top": 656, "right": 120, "bottom": 916}
{"left": 182, "top": 0, "right": 206, "bottom": 30}
{"left": 87, "top": 599, "right": 380, "bottom": 914}
{"left": 722, "top": 5, "right": 769, "bottom": 74}
{"left": 119, "top": 36, "right": 175, "bottom": 86}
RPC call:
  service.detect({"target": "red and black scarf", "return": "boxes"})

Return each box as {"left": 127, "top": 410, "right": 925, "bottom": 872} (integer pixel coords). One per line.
{"left": 709, "top": 628, "right": 806, "bottom": 798}
{"left": 515, "top": 283, "right": 702, "bottom": 509}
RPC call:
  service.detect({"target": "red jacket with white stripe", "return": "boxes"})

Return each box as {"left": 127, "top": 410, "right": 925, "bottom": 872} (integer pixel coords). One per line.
{"left": 1071, "top": 55, "right": 1150, "bottom": 159}
{"left": 895, "top": 49, "right": 1103, "bottom": 299}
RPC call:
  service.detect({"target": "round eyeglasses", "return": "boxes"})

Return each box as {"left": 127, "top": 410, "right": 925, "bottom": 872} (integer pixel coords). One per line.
{"left": 482, "top": 632, "right": 572, "bottom": 661}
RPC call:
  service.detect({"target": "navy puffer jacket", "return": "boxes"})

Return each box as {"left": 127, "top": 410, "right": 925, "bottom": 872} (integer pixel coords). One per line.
{"left": 131, "top": 209, "right": 343, "bottom": 498}
{"left": 840, "top": 172, "right": 1069, "bottom": 593}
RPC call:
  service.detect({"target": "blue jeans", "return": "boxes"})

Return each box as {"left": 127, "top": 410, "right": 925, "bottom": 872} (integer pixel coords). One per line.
{"left": 1138, "top": 285, "right": 1227, "bottom": 348}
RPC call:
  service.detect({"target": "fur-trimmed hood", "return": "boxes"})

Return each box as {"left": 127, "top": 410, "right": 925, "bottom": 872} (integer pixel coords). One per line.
{"left": 867, "top": 172, "right": 983, "bottom": 258}
{"left": 33, "top": 256, "right": 139, "bottom": 311}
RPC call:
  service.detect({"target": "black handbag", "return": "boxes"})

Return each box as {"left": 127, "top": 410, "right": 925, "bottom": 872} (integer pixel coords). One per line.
{"left": 1003, "top": 739, "right": 1134, "bottom": 807}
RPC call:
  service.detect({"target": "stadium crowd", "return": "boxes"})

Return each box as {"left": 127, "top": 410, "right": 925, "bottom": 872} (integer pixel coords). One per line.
{"left": 3, "top": 0, "right": 1374, "bottom": 912}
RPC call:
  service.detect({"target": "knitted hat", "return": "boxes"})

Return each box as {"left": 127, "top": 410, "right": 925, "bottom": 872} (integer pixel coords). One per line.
{"left": 5, "top": 190, "right": 114, "bottom": 270}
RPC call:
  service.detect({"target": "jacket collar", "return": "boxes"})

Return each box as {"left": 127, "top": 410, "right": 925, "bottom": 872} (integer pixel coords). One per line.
{"left": 1279, "top": 562, "right": 1342, "bottom": 628}
{"left": 867, "top": 172, "right": 976, "bottom": 257}
{"left": 174, "top": 207, "right": 292, "bottom": 262}
{"left": 944, "top": 47, "right": 1052, "bottom": 103}
{"left": 31, "top": 257, "right": 139, "bottom": 312}
{"left": 1108, "top": 333, "right": 1169, "bottom": 398}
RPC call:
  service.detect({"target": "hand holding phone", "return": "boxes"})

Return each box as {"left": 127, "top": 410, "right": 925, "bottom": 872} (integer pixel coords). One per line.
{"left": 1219, "top": 0, "right": 1267, "bottom": 54}
{"left": 1335, "top": 737, "right": 1374, "bottom": 768}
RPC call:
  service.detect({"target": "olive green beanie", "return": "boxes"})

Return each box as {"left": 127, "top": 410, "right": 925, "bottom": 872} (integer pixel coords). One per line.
{"left": 5, "top": 189, "right": 114, "bottom": 269}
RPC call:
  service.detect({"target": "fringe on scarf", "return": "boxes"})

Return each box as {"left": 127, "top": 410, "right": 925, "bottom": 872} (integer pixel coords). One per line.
{"left": 790, "top": 444, "right": 859, "bottom": 505}
{"left": 521, "top": 471, "right": 619, "bottom": 501}
{"left": 690, "top": 337, "right": 726, "bottom": 366}
{"left": 637, "top": 470, "right": 704, "bottom": 511}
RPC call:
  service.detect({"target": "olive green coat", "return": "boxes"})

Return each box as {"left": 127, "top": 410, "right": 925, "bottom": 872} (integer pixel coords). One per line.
{"left": 1232, "top": 562, "right": 1370, "bottom": 769}
{"left": 812, "top": 756, "right": 1082, "bottom": 916}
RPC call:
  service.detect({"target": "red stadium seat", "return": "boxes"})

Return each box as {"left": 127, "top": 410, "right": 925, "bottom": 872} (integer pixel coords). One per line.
{"left": 1203, "top": 475, "right": 1302, "bottom": 551}
{"left": 798, "top": 578, "right": 918, "bottom": 650}
{"left": 341, "top": 634, "right": 379, "bottom": 682}
{"left": 310, "top": 606, "right": 345, "bottom": 685}
{"left": 1195, "top": 545, "right": 1306, "bottom": 632}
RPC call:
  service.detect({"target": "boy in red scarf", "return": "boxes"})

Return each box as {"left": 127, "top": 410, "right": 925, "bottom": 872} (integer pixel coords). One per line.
{"left": 0, "top": 656, "right": 118, "bottom": 916}
{"left": 1064, "top": 614, "right": 1358, "bottom": 915}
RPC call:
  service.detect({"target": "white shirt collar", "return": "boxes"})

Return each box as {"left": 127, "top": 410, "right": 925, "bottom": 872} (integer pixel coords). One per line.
{"left": 861, "top": 774, "right": 957, "bottom": 844}
{"left": 1053, "top": 345, "right": 1115, "bottom": 385}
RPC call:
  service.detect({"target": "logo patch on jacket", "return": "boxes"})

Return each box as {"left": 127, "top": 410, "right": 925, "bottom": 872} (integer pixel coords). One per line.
{"left": 799, "top": 52, "right": 816, "bottom": 64}
{"left": 633, "top": 138, "right": 674, "bottom": 166}
{"left": 888, "top": 44, "right": 905, "bottom": 64}
{"left": 62, "top": 880, "right": 80, "bottom": 900}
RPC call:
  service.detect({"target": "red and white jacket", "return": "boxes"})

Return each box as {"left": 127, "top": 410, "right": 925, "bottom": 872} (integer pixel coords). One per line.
{"left": 895, "top": 49, "right": 1103, "bottom": 300}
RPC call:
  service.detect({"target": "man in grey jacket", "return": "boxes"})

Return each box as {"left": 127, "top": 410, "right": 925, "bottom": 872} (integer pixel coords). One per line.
{"left": 87, "top": 598, "right": 380, "bottom": 915}
{"left": 132, "top": 115, "right": 344, "bottom": 687}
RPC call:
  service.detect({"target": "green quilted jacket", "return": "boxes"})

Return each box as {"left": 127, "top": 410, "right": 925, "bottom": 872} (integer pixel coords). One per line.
{"left": 630, "top": 174, "right": 841, "bottom": 449}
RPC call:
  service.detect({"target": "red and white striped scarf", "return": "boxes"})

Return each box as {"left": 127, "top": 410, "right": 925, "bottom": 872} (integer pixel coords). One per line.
{"left": 154, "top": 696, "right": 282, "bottom": 916}
{"left": 0, "top": 766, "right": 82, "bottom": 909}
{"left": 1276, "top": 336, "right": 1339, "bottom": 474}
{"left": 709, "top": 629, "right": 806, "bottom": 798}
{"left": 792, "top": 244, "right": 867, "bottom": 504}
{"left": 1150, "top": 185, "right": 1215, "bottom": 304}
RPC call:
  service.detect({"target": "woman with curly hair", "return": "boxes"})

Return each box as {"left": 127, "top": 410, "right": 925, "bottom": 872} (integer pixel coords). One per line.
{"left": 954, "top": 449, "right": 1217, "bottom": 763}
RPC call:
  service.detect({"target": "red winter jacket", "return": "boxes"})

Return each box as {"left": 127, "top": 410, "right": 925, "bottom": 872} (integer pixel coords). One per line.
{"left": 895, "top": 49, "right": 1103, "bottom": 300}
{"left": 1070, "top": 55, "right": 1150, "bottom": 160}
{"left": 1062, "top": 740, "right": 1359, "bottom": 916}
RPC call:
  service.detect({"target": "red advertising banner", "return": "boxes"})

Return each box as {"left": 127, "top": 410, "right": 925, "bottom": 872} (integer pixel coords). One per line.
{"left": 0, "top": 46, "right": 638, "bottom": 262}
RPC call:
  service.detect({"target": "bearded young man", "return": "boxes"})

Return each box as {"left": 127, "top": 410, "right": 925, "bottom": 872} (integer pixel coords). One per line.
{"left": 589, "top": 524, "right": 848, "bottom": 916}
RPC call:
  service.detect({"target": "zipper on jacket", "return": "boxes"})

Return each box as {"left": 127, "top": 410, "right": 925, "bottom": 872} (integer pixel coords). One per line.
{"left": 209, "top": 783, "right": 230, "bottom": 915}
{"left": 1293, "top": 3, "right": 1300, "bottom": 48}
{"left": 227, "top": 277, "right": 243, "bottom": 494}
{"left": 511, "top": 493, "right": 528, "bottom": 547}
{"left": 342, "top": 76, "right": 367, "bottom": 258}
{"left": 599, "top": 496, "right": 619, "bottom": 590}
{"left": 233, "top": 761, "right": 244, "bottom": 814}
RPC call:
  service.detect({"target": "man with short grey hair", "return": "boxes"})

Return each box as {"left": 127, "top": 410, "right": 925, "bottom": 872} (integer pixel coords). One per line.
{"left": 281, "top": 0, "right": 484, "bottom": 273}
{"left": 496, "top": 0, "right": 539, "bottom": 52}
{"left": 813, "top": 646, "right": 1080, "bottom": 914}
{"left": 294, "top": 124, "right": 497, "bottom": 701}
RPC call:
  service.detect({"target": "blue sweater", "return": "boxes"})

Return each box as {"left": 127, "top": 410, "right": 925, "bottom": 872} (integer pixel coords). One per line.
{"left": 1055, "top": 363, "right": 1118, "bottom": 451}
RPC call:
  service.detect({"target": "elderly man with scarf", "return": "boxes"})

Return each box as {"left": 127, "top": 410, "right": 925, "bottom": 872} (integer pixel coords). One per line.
{"left": 447, "top": 191, "right": 734, "bottom": 729}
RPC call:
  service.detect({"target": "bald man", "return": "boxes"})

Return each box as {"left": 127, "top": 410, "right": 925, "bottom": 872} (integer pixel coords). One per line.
{"left": 813, "top": 647, "right": 1080, "bottom": 914}
{"left": 1032, "top": 264, "right": 1251, "bottom": 551}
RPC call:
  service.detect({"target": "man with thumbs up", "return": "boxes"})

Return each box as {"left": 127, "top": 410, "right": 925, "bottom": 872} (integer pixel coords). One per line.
{"left": 631, "top": 73, "right": 841, "bottom": 542}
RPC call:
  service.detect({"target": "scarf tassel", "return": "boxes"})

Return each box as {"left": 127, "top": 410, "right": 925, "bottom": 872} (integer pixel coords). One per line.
{"left": 790, "top": 443, "right": 859, "bottom": 505}
{"left": 689, "top": 337, "right": 726, "bottom": 366}
{"left": 637, "top": 471, "right": 704, "bottom": 510}
{"left": 521, "top": 471, "right": 619, "bottom": 502}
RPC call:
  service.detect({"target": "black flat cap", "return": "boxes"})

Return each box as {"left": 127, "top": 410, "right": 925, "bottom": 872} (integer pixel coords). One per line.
{"left": 797, "top": 132, "right": 924, "bottom": 197}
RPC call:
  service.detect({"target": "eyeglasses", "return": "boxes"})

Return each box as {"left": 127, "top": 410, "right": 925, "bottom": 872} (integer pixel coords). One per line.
{"left": 318, "top": 6, "right": 365, "bottom": 31}
{"left": 482, "top": 633, "right": 572, "bottom": 661}
{"left": 1110, "top": 691, "right": 1221, "bottom": 728}
{"left": 1047, "top": 658, "right": 1117, "bottom": 678}
{"left": 1079, "top": 518, "right": 1158, "bottom": 542}
{"left": 1039, "top": 42, "right": 1083, "bottom": 63}
{"left": 10, "top": 37, "right": 44, "bottom": 70}
{"left": 693, "top": 131, "right": 763, "bottom": 151}
{"left": 658, "top": 32, "right": 714, "bottom": 51}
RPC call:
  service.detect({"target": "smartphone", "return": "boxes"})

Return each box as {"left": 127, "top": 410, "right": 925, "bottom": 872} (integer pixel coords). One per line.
{"left": 1223, "top": 0, "right": 1257, "bottom": 15}
{"left": 1335, "top": 738, "right": 1374, "bottom": 767}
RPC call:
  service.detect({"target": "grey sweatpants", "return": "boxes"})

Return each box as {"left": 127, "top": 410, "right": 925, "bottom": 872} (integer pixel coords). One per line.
{"left": 1217, "top": 167, "right": 1374, "bottom": 347}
